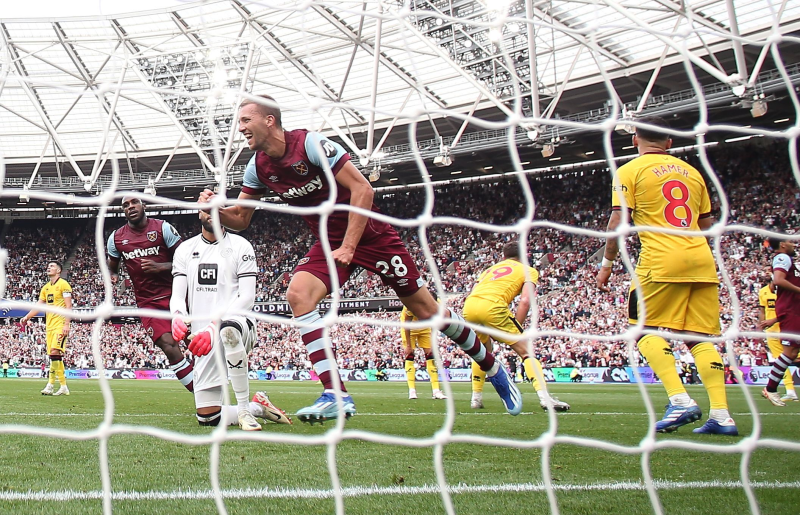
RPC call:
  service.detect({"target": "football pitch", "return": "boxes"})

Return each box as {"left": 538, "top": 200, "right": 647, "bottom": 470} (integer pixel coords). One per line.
{"left": 0, "top": 379, "right": 797, "bottom": 514}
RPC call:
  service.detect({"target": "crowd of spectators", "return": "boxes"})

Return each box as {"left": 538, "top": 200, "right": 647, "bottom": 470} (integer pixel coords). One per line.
{"left": 0, "top": 140, "right": 797, "bottom": 374}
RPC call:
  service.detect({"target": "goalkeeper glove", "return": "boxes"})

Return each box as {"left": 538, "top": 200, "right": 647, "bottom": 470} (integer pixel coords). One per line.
{"left": 188, "top": 322, "right": 217, "bottom": 356}
{"left": 171, "top": 316, "right": 190, "bottom": 342}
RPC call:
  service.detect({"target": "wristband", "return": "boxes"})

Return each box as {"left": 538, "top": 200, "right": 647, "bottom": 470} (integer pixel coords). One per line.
{"left": 601, "top": 257, "right": 614, "bottom": 268}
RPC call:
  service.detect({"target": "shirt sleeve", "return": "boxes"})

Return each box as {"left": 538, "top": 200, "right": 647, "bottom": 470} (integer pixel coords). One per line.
{"left": 773, "top": 253, "right": 792, "bottom": 272}
{"left": 162, "top": 222, "right": 182, "bottom": 249}
{"left": 305, "top": 132, "right": 350, "bottom": 174}
{"left": 611, "top": 165, "right": 635, "bottom": 211}
{"left": 527, "top": 267, "right": 540, "bottom": 285}
{"left": 758, "top": 289, "right": 767, "bottom": 308}
{"left": 61, "top": 280, "right": 72, "bottom": 297}
{"left": 172, "top": 245, "right": 187, "bottom": 277}
{"left": 107, "top": 231, "right": 120, "bottom": 258}
{"left": 241, "top": 154, "right": 267, "bottom": 195}
{"left": 237, "top": 238, "right": 258, "bottom": 278}
{"left": 39, "top": 286, "right": 46, "bottom": 302}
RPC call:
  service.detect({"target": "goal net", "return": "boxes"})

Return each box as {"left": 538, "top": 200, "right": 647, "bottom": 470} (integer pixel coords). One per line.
{"left": 0, "top": 0, "right": 799, "bottom": 514}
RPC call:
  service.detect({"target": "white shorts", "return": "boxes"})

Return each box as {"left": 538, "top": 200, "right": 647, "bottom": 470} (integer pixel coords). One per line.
{"left": 193, "top": 316, "right": 256, "bottom": 408}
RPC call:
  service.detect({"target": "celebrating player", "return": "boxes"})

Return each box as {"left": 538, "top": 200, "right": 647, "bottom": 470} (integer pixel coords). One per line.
{"left": 757, "top": 266, "right": 797, "bottom": 402}
{"left": 199, "top": 94, "right": 521, "bottom": 423}
{"left": 107, "top": 196, "right": 194, "bottom": 393}
{"left": 21, "top": 261, "right": 72, "bottom": 396}
{"left": 170, "top": 210, "right": 290, "bottom": 429}
{"left": 761, "top": 236, "right": 800, "bottom": 407}
{"left": 464, "top": 241, "right": 569, "bottom": 412}
{"left": 596, "top": 115, "right": 737, "bottom": 435}
{"left": 400, "top": 301, "right": 447, "bottom": 400}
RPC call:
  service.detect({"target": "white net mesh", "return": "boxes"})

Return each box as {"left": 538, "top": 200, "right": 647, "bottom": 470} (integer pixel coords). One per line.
{"left": 0, "top": 0, "right": 799, "bottom": 514}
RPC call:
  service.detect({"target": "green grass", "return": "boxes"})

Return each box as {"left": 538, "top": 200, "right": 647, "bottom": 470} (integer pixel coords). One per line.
{"left": 0, "top": 379, "right": 797, "bottom": 514}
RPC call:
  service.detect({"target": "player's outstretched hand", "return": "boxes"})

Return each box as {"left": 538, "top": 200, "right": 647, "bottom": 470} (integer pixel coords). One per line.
{"left": 596, "top": 265, "right": 612, "bottom": 292}
{"left": 171, "top": 316, "right": 189, "bottom": 341}
{"left": 188, "top": 322, "right": 216, "bottom": 356}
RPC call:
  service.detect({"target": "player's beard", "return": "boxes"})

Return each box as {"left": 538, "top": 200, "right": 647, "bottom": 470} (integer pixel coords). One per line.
{"left": 200, "top": 219, "right": 215, "bottom": 234}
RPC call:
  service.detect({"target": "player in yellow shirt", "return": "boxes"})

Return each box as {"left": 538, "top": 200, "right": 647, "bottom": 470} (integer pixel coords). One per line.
{"left": 400, "top": 300, "right": 446, "bottom": 400}
{"left": 596, "top": 115, "right": 736, "bottom": 436}
{"left": 21, "top": 261, "right": 73, "bottom": 396}
{"left": 758, "top": 268, "right": 798, "bottom": 401}
{"left": 464, "top": 241, "right": 569, "bottom": 412}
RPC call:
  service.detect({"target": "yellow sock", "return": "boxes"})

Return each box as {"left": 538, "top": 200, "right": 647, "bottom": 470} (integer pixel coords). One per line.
{"left": 426, "top": 359, "right": 440, "bottom": 391}
{"left": 691, "top": 342, "right": 727, "bottom": 410}
{"left": 48, "top": 362, "right": 56, "bottom": 385}
{"left": 783, "top": 369, "right": 796, "bottom": 393}
{"left": 405, "top": 360, "right": 416, "bottom": 390}
{"left": 522, "top": 357, "right": 544, "bottom": 392}
{"left": 638, "top": 334, "right": 686, "bottom": 398}
{"left": 55, "top": 360, "right": 66, "bottom": 386}
{"left": 471, "top": 361, "right": 485, "bottom": 393}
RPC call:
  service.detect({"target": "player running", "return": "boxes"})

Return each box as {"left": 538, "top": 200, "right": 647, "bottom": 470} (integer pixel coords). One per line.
{"left": 199, "top": 94, "right": 521, "bottom": 423}
{"left": 21, "top": 261, "right": 72, "bottom": 396}
{"left": 107, "top": 196, "right": 194, "bottom": 393}
{"left": 400, "top": 301, "right": 447, "bottom": 400}
{"left": 757, "top": 266, "right": 798, "bottom": 402}
{"left": 170, "top": 210, "right": 290, "bottom": 429}
{"left": 596, "top": 115, "right": 737, "bottom": 436}
{"left": 762, "top": 236, "right": 800, "bottom": 407}
{"left": 465, "top": 241, "right": 570, "bottom": 412}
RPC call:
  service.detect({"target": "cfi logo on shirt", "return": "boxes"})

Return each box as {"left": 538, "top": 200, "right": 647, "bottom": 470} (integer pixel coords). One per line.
{"left": 291, "top": 161, "right": 309, "bottom": 176}
{"left": 147, "top": 231, "right": 158, "bottom": 242}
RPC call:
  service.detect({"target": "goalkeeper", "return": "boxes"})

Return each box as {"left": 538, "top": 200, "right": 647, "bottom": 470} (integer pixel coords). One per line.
{"left": 170, "top": 210, "right": 291, "bottom": 429}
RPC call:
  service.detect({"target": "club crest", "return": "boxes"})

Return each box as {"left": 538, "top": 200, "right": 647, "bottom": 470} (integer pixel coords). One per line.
{"left": 146, "top": 231, "right": 158, "bottom": 242}
{"left": 291, "top": 161, "right": 309, "bottom": 176}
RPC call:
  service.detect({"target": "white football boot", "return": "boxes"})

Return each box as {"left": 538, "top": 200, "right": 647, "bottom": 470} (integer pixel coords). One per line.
{"left": 41, "top": 384, "right": 54, "bottom": 396}
{"left": 53, "top": 385, "right": 70, "bottom": 396}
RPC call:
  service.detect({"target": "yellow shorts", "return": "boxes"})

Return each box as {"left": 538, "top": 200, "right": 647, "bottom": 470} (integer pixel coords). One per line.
{"left": 402, "top": 330, "right": 431, "bottom": 349}
{"left": 628, "top": 274, "right": 720, "bottom": 334}
{"left": 766, "top": 334, "right": 786, "bottom": 359}
{"left": 46, "top": 329, "right": 68, "bottom": 354}
{"left": 463, "top": 298, "right": 523, "bottom": 345}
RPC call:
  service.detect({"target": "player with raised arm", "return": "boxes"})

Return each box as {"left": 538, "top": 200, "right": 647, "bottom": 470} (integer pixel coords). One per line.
{"left": 21, "top": 261, "right": 72, "bottom": 396}
{"left": 762, "top": 237, "right": 800, "bottom": 407}
{"left": 596, "top": 116, "right": 737, "bottom": 436}
{"left": 199, "top": 94, "right": 521, "bottom": 423}
{"left": 758, "top": 265, "right": 798, "bottom": 402}
{"left": 465, "top": 241, "right": 569, "bottom": 412}
{"left": 400, "top": 299, "right": 447, "bottom": 400}
{"left": 170, "top": 210, "right": 291, "bottom": 429}
{"left": 107, "top": 196, "right": 194, "bottom": 393}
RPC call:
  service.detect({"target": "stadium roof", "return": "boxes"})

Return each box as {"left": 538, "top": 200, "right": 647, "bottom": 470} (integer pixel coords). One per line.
{"left": 0, "top": 0, "right": 798, "bottom": 200}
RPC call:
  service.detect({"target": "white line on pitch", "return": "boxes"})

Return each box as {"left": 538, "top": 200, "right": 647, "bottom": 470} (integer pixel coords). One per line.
{"left": 0, "top": 411, "right": 797, "bottom": 417}
{"left": 0, "top": 480, "right": 797, "bottom": 502}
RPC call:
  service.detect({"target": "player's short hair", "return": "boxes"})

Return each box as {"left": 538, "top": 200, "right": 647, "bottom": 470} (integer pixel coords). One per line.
{"left": 768, "top": 235, "right": 791, "bottom": 250}
{"left": 48, "top": 260, "right": 62, "bottom": 271}
{"left": 503, "top": 241, "right": 522, "bottom": 260}
{"left": 240, "top": 94, "right": 282, "bottom": 128}
{"left": 635, "top": 116, "right": 671, "bottom": 143}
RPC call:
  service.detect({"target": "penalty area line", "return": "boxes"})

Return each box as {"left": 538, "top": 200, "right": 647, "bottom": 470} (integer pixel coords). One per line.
{"left": 0, "top": 480, "right": 799, "bottom": 502}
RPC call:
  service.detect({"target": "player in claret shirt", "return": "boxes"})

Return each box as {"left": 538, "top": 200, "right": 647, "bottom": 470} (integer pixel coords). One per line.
{"left": 199, "top": 94, "right": 522, "bottom": 423}
{"left": 107, "top": 196, "right": 194, "bottom": 393}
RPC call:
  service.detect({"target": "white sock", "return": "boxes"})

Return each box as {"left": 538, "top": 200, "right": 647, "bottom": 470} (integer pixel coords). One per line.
{"left": 471, "top": 392, "right": 482, "bottom": 401}
{"left": 221, "top": 326, "right": 250, "bottom": 410}
{"left": 537, "top": 390, "right": 549, "bottom": 402}
{"left": 709, "top": 408, "right": 731, "bottom": 422}
{"left": 485, "top": 362, "right": 500, "bottom": 378}
{"left": 668, "top": 393, "right": 692, "bottom": 407}
{"left": 249, "top": 401, "right": 264, "bottom": 418}
{"left": 224, "top": 405, "right": 240, "bottom": 426}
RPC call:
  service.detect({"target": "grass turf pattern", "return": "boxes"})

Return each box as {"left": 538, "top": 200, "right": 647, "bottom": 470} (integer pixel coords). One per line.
{"left": 0, "top": 380, "right": 796, "bottom": 514}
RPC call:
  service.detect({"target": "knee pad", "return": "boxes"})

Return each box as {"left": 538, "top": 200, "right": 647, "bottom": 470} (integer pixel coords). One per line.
{"left": 220, "top": 320, "right": 244, "bottom": 348}
{"left": 196, "top": 408, "right": 222, "bottom": 426}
